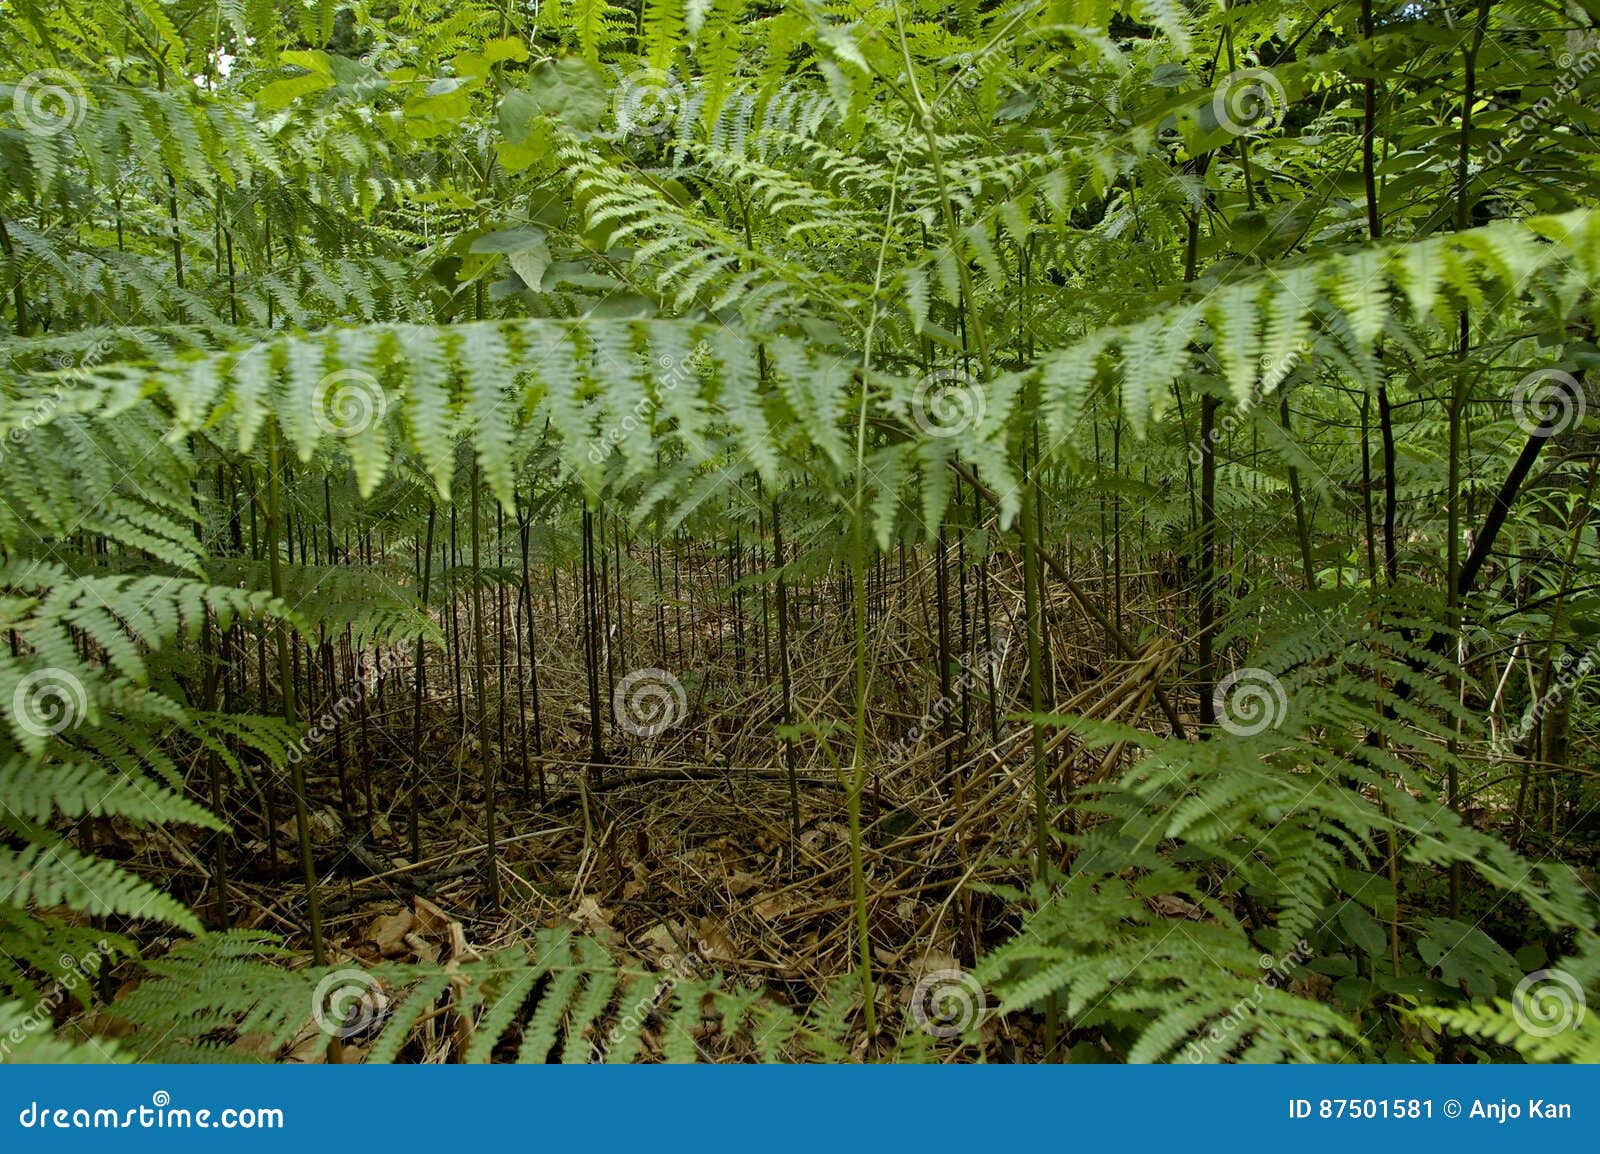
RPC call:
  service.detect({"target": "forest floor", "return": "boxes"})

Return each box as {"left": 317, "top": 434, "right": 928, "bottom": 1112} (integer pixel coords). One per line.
{"left": 134, "top": 553, "right": 1202, "bottom": 1061}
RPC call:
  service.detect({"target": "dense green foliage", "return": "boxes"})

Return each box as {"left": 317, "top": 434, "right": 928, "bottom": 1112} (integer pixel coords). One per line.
{"left": 1, "top": 0, "right": 1598, "bottom": 1063}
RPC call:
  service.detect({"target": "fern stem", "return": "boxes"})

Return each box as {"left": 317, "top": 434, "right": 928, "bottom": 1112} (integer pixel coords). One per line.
{"left": 1020, "top": 438, "right": 1060, "bottom": 1058}
{"left": 772, "top": 492, "right": 799, "bottom": 875}
{"left": 1445, "top": 0, "right": 1496, "bottom": 916}
{"left": 848, "top": 509, "right": 875, "bottom": 1038}
{"left": 581, "top": 505, "right": 604, "bottom": 766}
{"left": 471, "top": 463, "right": 500, "bottom": 908}
{"left": 410, "top": 500, "right": 436, "bottom": 863}
{"left": 267, "top": 424, "right": 325, "bottom": 966}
